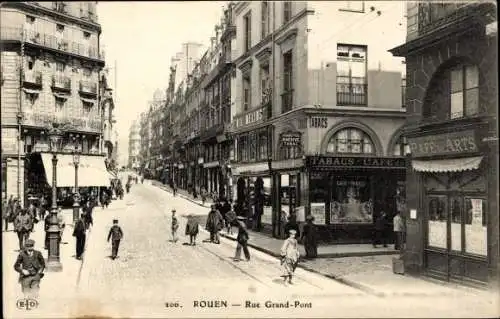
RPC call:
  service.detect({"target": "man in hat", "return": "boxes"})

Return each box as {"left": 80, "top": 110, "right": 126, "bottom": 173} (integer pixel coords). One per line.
{"left": 185, "top": 214, "right": 199, "bottom": 246}
{"left": 205, "top": 204, "right": 224, "bottom": 244}
{"left": 107, "top": 219, "right": 123, "bottom": 260}
{"left": 233, "top": 216, "right": 250, "bottom": 262}
{"left": 14, "top": 208, "right": 34, "bottom": 251}
{"left": 13, "top": 239, "right": 45, "bottom": 299}
{"left": 73, "top": 213, "right": 86, "bottom": 260}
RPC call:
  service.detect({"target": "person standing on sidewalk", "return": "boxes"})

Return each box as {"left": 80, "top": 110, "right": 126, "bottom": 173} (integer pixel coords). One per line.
{"left": 301, "top": 215, "right": 318, "bottom": 259}
{"left": 171, "top": 209, "right": 179, "bottom": 243}
{"left": 43, "top": 212, "right": 51, "bottom": 250}
{"left": 393, "top": 211, "right": 405, "bottom": 250}
{"left": 13, "top": 239, "right": 45, "bottom": 299}
{"left": 225, "top": 203, "right": 237, "bottom": 235}
{"left": 233, "top": 217, "right": 250, "bottom": 262}
{"left": 73, "top": 213, "right": 86, "bottom": 260}
{"left": 107, "top": 219, "right": 123, "bottom": 260}
{"left": 83, "top": 200, "right": 94, "bottom": 230}
{"left": 14, "top": 209, "right": 34, "bottom": 251}
{"left": 205, "top": 205, "right": 223, "bottom": 244}
{"left": 280, "top": 229, "right": 300, "bottom": 285}
{"left": 201, "top": 187, "right": 207, "bottom": 205}
{"left": 3, "top": 198, "right": 10, "bottom": 231}
{"left": 185, "top": 214, "right": 199, "bottom": 246}
{"left": 57, "top": 207, "right": 65, "bottom": 245}
{"left": 373, "top": 211, "right": 388, "bottom": 248}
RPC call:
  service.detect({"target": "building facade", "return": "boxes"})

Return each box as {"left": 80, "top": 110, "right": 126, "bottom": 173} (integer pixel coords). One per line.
{"left": 128, "top": 120, "right": 140, "bottom": 169}
{"left": 391, "top": 2, "right": 498, "bottom": 286}
{"left": 230, "top": 1, "right": 408, "bottom": 238}
{"left": 1, "top": 2, "right": 110, "bottom": 206}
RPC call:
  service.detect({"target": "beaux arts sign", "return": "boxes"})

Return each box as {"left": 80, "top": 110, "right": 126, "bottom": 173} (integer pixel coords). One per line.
{"left": 407, "top": 130, "right": 478, "bottom": 157}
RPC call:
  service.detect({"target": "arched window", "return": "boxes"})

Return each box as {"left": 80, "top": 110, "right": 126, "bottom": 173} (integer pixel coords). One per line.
{"left": 326, "top": 128, "right": 374, "bottom": 154}
{"left": 392, "top": 136, "right": 411, "bottom": 156}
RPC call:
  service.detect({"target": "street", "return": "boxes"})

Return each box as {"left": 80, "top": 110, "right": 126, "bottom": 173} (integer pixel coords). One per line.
{"left": 3, "top": 182, "right": 498, "bottom": 318}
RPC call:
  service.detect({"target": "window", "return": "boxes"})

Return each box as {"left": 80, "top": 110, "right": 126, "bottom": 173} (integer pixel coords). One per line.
{"left": 56, "top": 62, "right": 65, "bottom": 73}
{"left": 56, "top": 24, "right": 64, "bottom": 33}
{"left": 401, "top": 78, "right": 406, "bottom": 108}
{"left": 260, "top": 64, "right": 270, "bottom": 103}
{"left": 83, "top": 67, "right": 92, "bottom": 78}
{"left": 340, "top": 1, "right": 365, "bottom": 13}
{"left": 244, "top": 12, "right": 252, "bottom": 52}
{"left": 243, "top": 74, "right": 251, "bottom": 111}
{"left": 392, "top": 135, "right": 410, "bottom": 156}
{"left": 326, "top": 128, "right": 375, "bottom": 154}
{"left": 282, "top": 50, "right": 293, "bottom": 113}
{"left": 261, "top": 1, "right": 269, "bottom": 39}
{"left": 55, "top": 97, "right": 65, "bottom": 113}
{"left": 427, "top": 196, "right": 447, "bottom": 249}
{"left": 283, "top": 1, "right": 292, "bottom": 23}
{"left": 450, "top": 64, "right": 479, "bottom": 119}
{"left": 258, "top": 130, "right": 268, "bottom": 160}
{"left": 337, "top": 44, "right": 367, "bottom": 105}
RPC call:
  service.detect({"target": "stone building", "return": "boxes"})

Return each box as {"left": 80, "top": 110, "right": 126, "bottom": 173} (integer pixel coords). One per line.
{"left": 128, "top": 120, "right": 140, "bottom": 169}
{"left": 390, "top": 2, "right": 498, "bottom": 286}
{"left": 1, "top": 2, "right": 110, "bottom": 206}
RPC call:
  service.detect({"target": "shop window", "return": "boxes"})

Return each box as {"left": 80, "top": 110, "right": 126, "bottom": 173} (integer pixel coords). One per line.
{"left": 330, "top": 178, "right": 372, "bottom": 224}
{"left": 326, "top": 127, "right": 375, "bottom": 154}
{"left": 464, "top": 198, "right": 487, "bottom": 256}
{"left": 427, "top": 196, "right": 447, "bottom": 249}
{"left": 450, "top": 64, "right": 479, "bottom": 119}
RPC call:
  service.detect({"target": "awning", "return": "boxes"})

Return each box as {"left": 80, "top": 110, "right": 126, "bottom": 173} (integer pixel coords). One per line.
{"left": 80, "top": 97, "right": 97, "bottom": 104}
{"left": 53, "top": 92, "right": 70, "bottom": 99}
{"left": 412, "top": 156, "right": 483, "bottom": 173}
{"left": 22, "top": 88, "right": 41, "bottom": 94}
{"left": 41, "top": 153, "right": 110, "bottom": 187}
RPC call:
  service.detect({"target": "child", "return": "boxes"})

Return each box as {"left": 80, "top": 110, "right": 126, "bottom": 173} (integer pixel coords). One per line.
{"left": 171, "top": 209, "right": 179, "bottom": 243}
{"left": 280, "top": 229, "right": 300, "bottom": 285}
{"left": 185, "top": 214, "right": 199, "bottom": 246}
{"left": 107, "top": 219, "right": 123, "bottom": 260}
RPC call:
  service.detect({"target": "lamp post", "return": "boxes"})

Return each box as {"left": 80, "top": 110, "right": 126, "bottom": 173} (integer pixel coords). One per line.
{"left": 46, "top": 123, "right": 64, "bottom": 272}
{"left": 72, "top": 149, "right": 80, "bottom": 223}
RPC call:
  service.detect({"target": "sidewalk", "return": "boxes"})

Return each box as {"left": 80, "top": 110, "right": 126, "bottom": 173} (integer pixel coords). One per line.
{"left": 152, "top": 180, "right": 213, "bottom": 208}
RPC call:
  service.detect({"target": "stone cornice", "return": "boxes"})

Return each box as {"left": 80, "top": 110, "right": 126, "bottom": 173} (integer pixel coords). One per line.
{"left": 234, "top": 1, "right": 250, "bottom": 16}
{"left": 255, "top": 47, "right": 272, "bottom": 64}
{"left": 238, "top": 58, "right": 253, "bottom": 74}
{"left": 275, "top": 28, "right": 298, "bottom": 45}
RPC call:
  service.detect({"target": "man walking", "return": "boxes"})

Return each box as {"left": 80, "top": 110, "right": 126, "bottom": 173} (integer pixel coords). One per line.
{"left": 107, "top": 219, "right": 123, "bottom": 260}
{"left": 73, "top": 213, "right": 86, "bottom": 260}
{"left": 14, "top": 209, "right": 34, "bottom": 251}
{"left": 234, "top": 217, "right": 250, "bottom": 262}
{"left": 14, "top": 239, "right": 45, "bottom": 299}
{"left": 205, "top": 205, "right": 223, "bottom": 244}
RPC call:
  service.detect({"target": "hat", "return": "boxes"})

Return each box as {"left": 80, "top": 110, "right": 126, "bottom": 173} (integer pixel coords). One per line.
{"left": 113, "top": 219, "right": 118, "bottom": 223}
{"left": 171, "top": 209, "right": 176, "bottom": 212}
{"left": 289, "top": 229, "right": 297, "bottom": 235}
{"left": 237, "top": 216, "right": 246, "bottom": 221}
{"left": 306, "top": 215, "right": 315, "bottom": 221}
{"left": 25, "top": 239, "right": 35, "bottom": 248}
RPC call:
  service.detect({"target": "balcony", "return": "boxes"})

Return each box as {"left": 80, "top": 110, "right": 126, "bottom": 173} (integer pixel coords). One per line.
{"left": 336, "top": 84, "right": 367, "bottom": 106}
{"left": 22, "top": 70, "right": 42, "bottom": 87}
{"left": 0, "top": 28, "right": 104, "bottom": 62}
{"left": 79, "top": 81, "right": 97, "bottom": 95}
{"left": 51, "top": 75, "right": 71, "bottom": 92}
{"left": 22, "top": 111, "right": 102, "bottom": 133}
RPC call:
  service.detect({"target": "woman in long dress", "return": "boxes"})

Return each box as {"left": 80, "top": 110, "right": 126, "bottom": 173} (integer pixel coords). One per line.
{"left": 280, "top": 229, "right": 300, "bottom": 285}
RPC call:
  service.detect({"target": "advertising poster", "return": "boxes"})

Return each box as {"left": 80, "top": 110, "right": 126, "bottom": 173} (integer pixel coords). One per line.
{"left": 470, "top": 198, "right": 483, "bottom": 226}
{"left": 296, "top": 206, "right": 305, "bottom": 222}
{"left": 261, "top": 206, "right": 273, "bottom": 225}
{"left": 310, "top": 203, "right": 325, "bottom": 225}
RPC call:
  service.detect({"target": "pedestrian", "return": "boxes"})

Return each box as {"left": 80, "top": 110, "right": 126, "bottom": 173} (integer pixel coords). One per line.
{"left": 373, "top": 211, "right": 388, "bottom": 248}
{"left": 185, "top": 214, "right": 199, "bottom": 246}
{"left": 3, "top": 198, "right": 10, "bottom": 231}
{"left": 39, "top": 196, "right": 47, "bottom": 221}
{"left": 14, "top": 209, "right": 34, "bottom": 251}
{"left": 83, "top": 201, "right": 94, "bottom": 229}
{"left": 393, "top": 211, "right": 405, "bottom": 250}
{"left": 279, "top": 210, "right": 288, "bottom": 239}
{"left": 225, "top": 203, "right": 237, "bottom": 235}
{"left": 171, "top": 209, "right": 179, "bottom": 243}
{"left": 205, "top": 204, "right": 224, "bottom": 244}
{"left": 107, "top": 219, "right": 123, "bottom": 260}
{"left": 43, "top": 212, "right": 50, "bottom": 250}
{"left": 301, "top": 215, "right": 318, "bottom": 259}
{"left": 57, "top": 207, "right": 65, "bottom": 245}
{"left": 13, "top": 239, "right": 45, "bottom": 299}
{"left": 73, "top": 213, "right": 86, "bottom": 260}
{"left": 173, "top": 183, "right": 177, "bottom": 197}
{"left": 280, "top": 229, "right": 300, "bottom": 285}
{"left": 233, "top": 217, "right": 250, "bottom": 262}
{"left": 201, "top": 187, "right": 207, "bottom": 205}
{"left": 284, "top": 213, "right": 300, "bottom": 239}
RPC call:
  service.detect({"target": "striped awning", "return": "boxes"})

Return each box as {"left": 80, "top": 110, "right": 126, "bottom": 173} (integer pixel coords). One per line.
{"left": 412, "top": 156, "right": 483, "bottom": 173}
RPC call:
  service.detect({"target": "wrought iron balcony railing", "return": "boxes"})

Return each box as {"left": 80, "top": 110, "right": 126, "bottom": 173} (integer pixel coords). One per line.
{"left": 336, "top": 84, "right": 367, "bottom": 106}
{"left": 22, "top": 111, "right": 102, "bottom": 133}
{"left": 79, "top": 80, "right": 97, "bottom": 94}
{"left": 51, "top": 75, "right": 71, "bottom": 91}
{"left": 22, "top": 70, "right": 42, "bottom": 86}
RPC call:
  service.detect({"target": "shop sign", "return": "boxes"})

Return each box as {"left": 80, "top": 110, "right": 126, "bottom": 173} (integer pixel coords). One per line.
{"left": 280, "top": 132, "right": 301, "bottom": 147}
{"left": 407, "top": 130, "right": 478, "bottom": 157}
{"left": 310, "top": 117, "right": 328, "bottom": 128}
{"left": 307, "top": 156, "right": 405, "bottom": 168}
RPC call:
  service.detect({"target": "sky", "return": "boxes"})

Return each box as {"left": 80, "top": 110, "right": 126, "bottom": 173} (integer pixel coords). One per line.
{"left": 98, "top": 1, "right": 226, "bottom": 166}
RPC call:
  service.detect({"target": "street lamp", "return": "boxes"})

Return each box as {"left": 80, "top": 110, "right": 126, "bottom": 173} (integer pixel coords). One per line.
{"left": 46, "top": 123, "right": 64, "bottom": 272}
{"left": 72, "top": 149, "right": 80, "bottom": 223}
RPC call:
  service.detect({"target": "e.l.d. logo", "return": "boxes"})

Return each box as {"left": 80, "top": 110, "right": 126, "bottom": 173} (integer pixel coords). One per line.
{"left": 16, "top": 298, "right": 39, "bottom": 310}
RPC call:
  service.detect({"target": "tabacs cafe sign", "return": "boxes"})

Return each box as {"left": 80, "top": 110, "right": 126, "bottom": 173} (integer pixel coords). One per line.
{"left": 407, "top": 130, "right": 478, "bottom": 157}
{"left": 307, "top": 156, "right": 406, "bottom": 168}
{"left": 280, "top": 132, "right": 301, "bottom": 147}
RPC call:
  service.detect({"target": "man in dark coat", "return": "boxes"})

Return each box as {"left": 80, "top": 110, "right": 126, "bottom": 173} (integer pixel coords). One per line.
{"left": 233, "top": 217, "right": 250, "bottom": 262}
{"left": 83, "top": 201, "right": 94, "bottom": 229}
{"left": 14, "top": 209, "right": 34, "bottom": 251}
{"left": 373, "top": 211, "right": 388, "bottom": 248}
{"left": 205, "top": 205, "right": 224, "bottom": 244}
{"left": 73, "top": 213, "right": 86, "bottom": 260}
{"left": 185, "top": 214, "right": 199, "bottom": 246}
{"left": 107, "top": 219, "right": 123, "bottom": 260}
{"left": 14, "top": 239, "right": 45, "bottom": 299}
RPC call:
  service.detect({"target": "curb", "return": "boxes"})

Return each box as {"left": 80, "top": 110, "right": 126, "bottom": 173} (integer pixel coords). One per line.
{"left": 152, "top": 182, "right": 212, "bottom": 208}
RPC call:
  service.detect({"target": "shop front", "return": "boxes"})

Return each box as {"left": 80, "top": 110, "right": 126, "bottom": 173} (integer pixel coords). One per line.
{"left": 302, "top": 155, "right": 406, "bottom": 243}
{"left": 406, "top": 127, "right": 494, "bottom": 285}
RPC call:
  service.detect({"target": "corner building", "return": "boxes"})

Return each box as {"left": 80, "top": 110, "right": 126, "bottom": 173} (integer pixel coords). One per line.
{"left": 1, "top": 2, "right": 108, "bottom": 206}
{"left": 391, "top": 2, "right": 498, "bottom": 287}
{"left": 230, "top": 1, "right": 408, "bottom": 240}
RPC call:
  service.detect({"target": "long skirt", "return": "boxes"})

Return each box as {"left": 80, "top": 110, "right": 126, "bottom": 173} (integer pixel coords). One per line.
{"left": 281, "top": 257, "right": 298, "bottom": 277}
